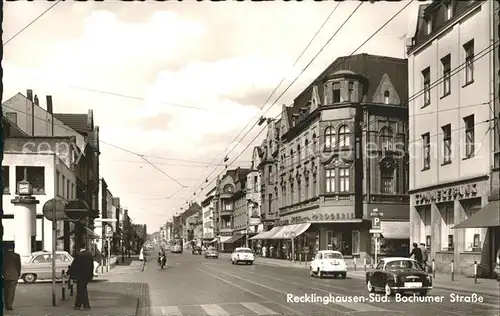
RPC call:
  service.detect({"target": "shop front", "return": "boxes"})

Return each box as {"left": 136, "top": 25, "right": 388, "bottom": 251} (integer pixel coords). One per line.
{"left": 379, "top": 221, "right": 410, "bottom": 258}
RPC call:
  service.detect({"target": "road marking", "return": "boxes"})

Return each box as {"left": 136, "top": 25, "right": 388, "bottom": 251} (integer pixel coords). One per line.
{"left": 160, "top": 306, "right": 182, "bottom": 316}
{"left": 240, "top": 302, "right": 278, "bottom": 315}
{"left": 200, "top": 304, "right": 230, "bottom": 316}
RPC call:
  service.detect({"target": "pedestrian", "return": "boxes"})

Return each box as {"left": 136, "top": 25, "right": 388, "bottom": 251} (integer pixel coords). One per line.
{"left": 262, "top": 246, "right": 267, "bottom": 258}
{"left": 70, "top": 243, "right": 94, "bottom": 311}
{"left": 409, "top": 243, "right": 423, "bottom": 264}
{"left": 139, "top": 246, "right": 146, "bottom": 271}
{"left": 420, "top": 243, "right": 428, "bottom": 271}
{"left": 3, "top": 243, "right": 21, "bottom": 311}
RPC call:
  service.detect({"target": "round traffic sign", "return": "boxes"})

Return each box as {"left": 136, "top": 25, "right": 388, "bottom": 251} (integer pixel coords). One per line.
{"left": 42, "top": 198, "right": 67, "bottom": 221}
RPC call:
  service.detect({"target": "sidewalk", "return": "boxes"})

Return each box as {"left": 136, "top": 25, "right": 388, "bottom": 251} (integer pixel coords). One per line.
{"left": 6, "top": 258, "right": 150, "bottom": 316}
{"left": 220, "top": 253, "right": 500, "bottom": 296}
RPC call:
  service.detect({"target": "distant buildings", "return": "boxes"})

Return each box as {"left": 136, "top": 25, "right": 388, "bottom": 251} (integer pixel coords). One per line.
{"left": 201, "top": 188, "right": 216, "bottom": 242}
{"left": 407, "top": 0, "right": 499, "bottom": 277}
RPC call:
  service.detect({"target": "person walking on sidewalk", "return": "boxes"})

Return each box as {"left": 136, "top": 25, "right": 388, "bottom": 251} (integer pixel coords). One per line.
{"left": 420, "top": 243, "right": 428, "bottom": 271}
{"left": 3, "top": 243, "right": 21, "bottom": 311}
{"left": 139, "top": 246, "right": 146, "bottom": 271}
{"left": 70, "top": 243, "right": 94, "bottom": 311}
{"left": 409, "top": 243, "right": 423, "bottom": 265}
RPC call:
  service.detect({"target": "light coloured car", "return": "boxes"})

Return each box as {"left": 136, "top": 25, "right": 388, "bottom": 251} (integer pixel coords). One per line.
{"left": 21, "top": 250, "right": 99, "bottom": 283}
{"left": 204, "top": 247, "right": 219, "bottom": 259}
{"left": 231, "top": 247, "right": 254, "bottom": 265}
{"left": 309, "top": 250, "right": 347, "bottom": 278}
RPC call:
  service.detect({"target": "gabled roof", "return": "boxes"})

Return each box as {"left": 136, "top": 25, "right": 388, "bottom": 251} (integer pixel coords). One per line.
{"left": 53, "top": 114, "right": 88, "bottom": 135}
{"left": 2, "top": 116, "right": 28, "bottom": 137}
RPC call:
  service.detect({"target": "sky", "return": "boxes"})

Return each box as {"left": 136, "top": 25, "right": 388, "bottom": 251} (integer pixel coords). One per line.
{"left": 3, "top": 0, "right": 422, "bottom": 231}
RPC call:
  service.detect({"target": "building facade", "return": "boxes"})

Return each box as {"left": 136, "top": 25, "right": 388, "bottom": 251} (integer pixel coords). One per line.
{"left": 181, "top": 202, "right": 202, "bottom": 245}
{"left": 407, "top": 0, "right": 499, "bottom": 277}
{"left": 251, "top": 54, "right": 410, "bottom": 262}
{"left": 2, "top": 136, "right": 78, "bottom": 254}
{"left": 201, "top": 187, "right": 216, "bottom": 243}
{"left": 247, "top": 148, "right": 264, "bottom": 236}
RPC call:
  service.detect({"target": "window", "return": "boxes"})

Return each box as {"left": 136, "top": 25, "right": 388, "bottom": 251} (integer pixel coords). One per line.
{"left": 441, "top": 55, "right": 451, "bottom": 96}
{"left": 425, "top": 16, "right": 432, "bottom": 35}
{"left": 422, "top": 133, "right": 430, "bottom": 170}
{"left": 71, "top": 183, "right": 75, "bottom": 200}
{"left": 325, "top": 169, "right": 336, "bottom": 193}
{"left": 304, "top": 139, "right": 309, "bottom": 159}
{"left": 464, "top": 115, "right": 475, "bottom": 158}
{"left": 332, "top": 83, "right": 341, "bottom": 103}
{"left": 348, "top": 82, "right": 354, "bottom": 101}
{"left": 352, "top": 230, "right": 360, "bottom": 254}
{"left": 339, "top": 125, "right": 350, "bottom": 147}
{"left": 339, "top": 168, "right": 349, "bottom": 192}
{"left": 445, "top": 3, "right": 452, "bottom": 20}
{"left": 290, "top": 149, "right": 294, "bottom": 166}
{"left": 312, "top": 173, "right": 317, "bottom": 196}
{"left": 5, "top": 112, "right": 17, "bottom": 125}
{"left": 462, "top": 199, "right": 482, "bottom": 252}
{"left": 224, "top": 202, "right": 232, "bottom": 211}
{"left": 442, "top": 124, "right": 451, "bottom": 164}
{"left": 464, "top": 40, "right": 474, "bottom": 84}
{"left": 66, "top": 179, "right": 70, "bottom": 199}
{"left": 297, "top": 145, "right": 301, "bottom": 163}
{"left": 312, "top": 134, "right": 317, "bottom": 154}
{"left": 327, "top": 231, "right": 333, "bottom": 249}
{"left": 376, "top": 261, "right": 384, "bottom": 270}
{"left": 381, "top": 168, "right": 394, "bottom": 194}
{"left": 439, "top": 203, "right": 454, "bottom": 251}
{"left": 297, "top": 179, "right": 301, "bottom": 202}
{"left": 2, "top": 166, "right": 10, "bottom": 194}
{"left": 418, "top": 206, "right": 431, "bottom": 249}
{"left": 384, "top": 91, "right": 390, "bottom": 104}
{"left": 305, "top": 177, "right": 309, "bottom": 200}
{"left": 380, "top": 127, "right": 393, "bottom": 151}
{"left": 268, "top": 193, "right": 272, "bottom": 214}
{"left": 61, "top": 175, "right": 65, "bottom": 197}
{"left": 268, "top": 165, "right": 272, "bottom": 184}
{"left": 422, "top": 68, "right": 431, "bottom": 106}
{"left": 324, "top": 127, "right": 336, "bottom": 150}
{"left": 15, "top": 166, "right": 45, "bottom": 194}
{"left": 290, "top": 182, "right": 294, "bottom": 204}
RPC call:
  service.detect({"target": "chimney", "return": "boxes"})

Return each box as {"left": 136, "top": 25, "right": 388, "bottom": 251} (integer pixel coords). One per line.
{"left": 46, "top": 96, "right": 53, "bottom": 114}
{"left": 34, "top": 95, "right": 39, "bottom": 106}
{"left": 27, "top": 89, "right": 33, "bottom": 102}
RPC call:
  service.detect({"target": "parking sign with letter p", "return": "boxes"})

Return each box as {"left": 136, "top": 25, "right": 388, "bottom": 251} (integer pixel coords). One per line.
{"left": 372, "top": 217, "right": 381, "bottom": 229}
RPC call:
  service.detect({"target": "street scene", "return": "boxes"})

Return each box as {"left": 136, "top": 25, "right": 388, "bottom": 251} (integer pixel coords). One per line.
{"left": 3, "top": 0, "right": 500, "bottom": 315}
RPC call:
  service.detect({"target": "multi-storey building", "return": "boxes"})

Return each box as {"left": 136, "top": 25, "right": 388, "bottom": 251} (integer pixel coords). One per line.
{"left": 2, "top": 90, "right": 100, "bottom": 253}
{"left": 246, "top": 148, "right": 263, "bottom": 237}
{"left": 214, "top": 168, "right": 250, "bottom": 251}
{"left": 201, "top": 187, "right": 217, "bottom": 244}
{"left": 181, "top": 202, "right": 202, "bottom": 245}
{"left": 407, "top": 0, "right": 499, "bottom": 277}
{"left": 252, "top": 54, "right": 410, "bottom": 261}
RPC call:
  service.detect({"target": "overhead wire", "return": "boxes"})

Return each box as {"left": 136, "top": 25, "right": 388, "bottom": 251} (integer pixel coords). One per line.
{"left": 183, "top": 1, "right": 365, "bottom": 205}
{"left": 183, "top": 0, "right": 412, "bottom": 206}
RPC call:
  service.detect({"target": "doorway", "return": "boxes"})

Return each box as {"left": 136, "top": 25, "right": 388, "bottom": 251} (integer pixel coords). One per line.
{"left": 341, "top": 232, "right": 352, "bottom": 255}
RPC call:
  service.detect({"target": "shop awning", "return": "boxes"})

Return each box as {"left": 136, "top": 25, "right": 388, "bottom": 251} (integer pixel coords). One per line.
{"left": 380, "top": 221, "right": 410, "bottom": 239}
{"left": 219, "top": 236, "right": 232, "bottom": 243}
{"left": 210, "top": 238, "right": 218, "bottom": 243}
{"left": 249, "top": 226, "right": 284, "bottom": 240}
{"left": 223, "top": 235, "right": 244, "bottom": 244}
{"left": 453, "top": 201, "right": 500, "bottom": 229}
{"left": 268, "top": 223, "right": 312, "bottom": 239}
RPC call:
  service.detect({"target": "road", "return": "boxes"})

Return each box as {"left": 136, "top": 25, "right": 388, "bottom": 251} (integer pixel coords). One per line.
{"left": 142, "top": 249, "right": 500, "bottom": 316}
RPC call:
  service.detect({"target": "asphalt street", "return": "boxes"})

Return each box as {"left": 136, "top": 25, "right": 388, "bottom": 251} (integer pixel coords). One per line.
{"left": 142, "top": 249, "right": 500, "bottom": 316}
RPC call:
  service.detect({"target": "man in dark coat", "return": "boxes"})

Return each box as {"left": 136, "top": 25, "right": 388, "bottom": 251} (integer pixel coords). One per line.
{"left": 409, "top": 243, "right": 423, "bottom": 264}
{"left": 3, "top": 243, "right": 21, "bottom": 311}
{"left": 70, "top": 243, "right": 94, "bottom": 310}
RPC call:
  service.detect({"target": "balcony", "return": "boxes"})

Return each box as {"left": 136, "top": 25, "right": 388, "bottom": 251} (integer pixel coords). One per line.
{"left": 220, "top": 193, "right": 233, "bottom": 199}
{"left": 220, "top": 227, "right": 233, "bottom": 234}
{"left": 220, "top": 209, "right": 233, "bottom": 217}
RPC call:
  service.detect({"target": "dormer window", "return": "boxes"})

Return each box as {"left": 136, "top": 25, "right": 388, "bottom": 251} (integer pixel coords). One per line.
{"left": 347, "top": 82, "right": 354, "bottom": 102}
{"left": 384, "top": 91, "right": 390, "bottom": 104}
{"left": 445, "top": 3, "right": 452, "bottom": 20}
{"left": 425, "top": 16, "right": 432, "bottom": 35}
{"left": 332, "top": 83, "right": 341, "bottom": 103}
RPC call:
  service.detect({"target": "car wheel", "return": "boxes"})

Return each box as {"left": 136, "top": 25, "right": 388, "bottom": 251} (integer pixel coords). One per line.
{"left": 420, "top": 290, "right": 428, "bottom": 296}
{"left": 231, "top": 260, "right": 235, "bottom": 265}
{"left": 384, "top": 282, "right": 394, "bottom": 296}
{"left": 216, "top": 257, "right": 218, "bottom": 259}
{"left": 340, "top": 273, "right": 346, "bottom": 279}
{"left": 367, "top": 280, "right": 375, "bottom": 293}
{"left": 309, "top": 267, "right": 314, "bottom": 277}
{"left": 249, "top": 261, "right": 253, "bottom": 265}
{"left": 318, "top": 269, "right": 323, "bottom": 278}
{"left": 22, "top": 273, "right": 37, "bottom": 283}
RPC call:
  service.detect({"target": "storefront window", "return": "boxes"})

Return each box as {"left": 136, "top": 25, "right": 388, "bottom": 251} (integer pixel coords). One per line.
{"left": 351, "top": 230, "right": 360, "bottom": 254}
{"left": 418, "top": 206, "right": 431, "bottom": 246}
{"left": 462, "top": 198, "right": 482, "bottom": 252}
{"left": 438, "top": 203, "right": 454, "bottom": 251}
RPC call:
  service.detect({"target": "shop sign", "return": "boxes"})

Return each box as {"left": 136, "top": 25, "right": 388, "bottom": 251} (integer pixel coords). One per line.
{"left": 290, "top": 216, "right": 311, "bottom": 224}
{"left": 415, "top": 183, "right": 478, "bottom": 205}
{"left": 311, "top": 212, "right": 356, "bottom": 221}
{"left": 220, "top": 231, "right": 232, "bottom": 237}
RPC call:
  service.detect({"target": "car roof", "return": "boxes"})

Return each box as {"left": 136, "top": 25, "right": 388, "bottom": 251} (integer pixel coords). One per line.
{"left": 235, "top": 247, "right": 252, "bottom": 251}
{"left": 32, "top": 251, "right": 70, "bottom": 255}
{"left": 382, "top": 257, "right": 417, "bottom": 263}
{"left": 318, "top": 250, "right": 342, "bottom": 254}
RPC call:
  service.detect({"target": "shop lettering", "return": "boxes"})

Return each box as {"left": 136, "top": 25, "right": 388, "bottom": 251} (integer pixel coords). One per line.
{"left": 311, "top": 212, "right": 355, "bottom": 221}
{"left": 415, "top": 184, "right": 478, "bottom": 205}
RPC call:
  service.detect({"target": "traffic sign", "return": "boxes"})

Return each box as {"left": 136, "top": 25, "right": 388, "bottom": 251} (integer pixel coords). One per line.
{"left": 372, "top": 217, "right": 381, "bottom": 229}
{"left": 369, "top": 229, "right": 383, "bottom": 234}
{"left": 370, "top": 212, "right": 384, "bottom": 217}
{"left": 105, "top": 226, "right": 113, "bottom": 238}
{"left": 373, "top": 233, "right": 380, "bottom": 238}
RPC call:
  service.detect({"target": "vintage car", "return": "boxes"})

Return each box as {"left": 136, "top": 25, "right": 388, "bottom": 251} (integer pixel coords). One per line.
{"left": 231, "top": 247, "right": 254, "bottom": 265}
{"left": 204, "top": 247, "right": 219, "bottom": 259}
{"left": 21, "top": 250, "right": 99, "bottom": 283}
{"left": 309, "top": 250, "right": 347, "bottom": 278}
{"left": 192, "top": 246, "right": 202, "bottom": 255}
{"left": 366, "top": 257, "right": 433, "bottom": 296}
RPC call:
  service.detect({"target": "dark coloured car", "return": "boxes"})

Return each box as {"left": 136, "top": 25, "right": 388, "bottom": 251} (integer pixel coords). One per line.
{"left": 192, "top": 246, "right": 202, "bottom": 255}
{"left": 366, "top": 257, "right": 432, "bottom": 296}
{"left": 204, "top": 247, "right": 219, "bottom": 259}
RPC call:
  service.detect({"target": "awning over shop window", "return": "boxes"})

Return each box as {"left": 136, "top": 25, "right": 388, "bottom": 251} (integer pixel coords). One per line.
{"left": 268, "top": 223, "right": 311, "bottom": 240}
{"left": 380, "top": 221, "right": 410, "bottom": 239}
{"left": 210, "top": 238, "right": 218, "bottom": 243}
{"left": 223, "top": 235, "right": 244, "bottom": 244}
{"left": 249, "top": 226, "right": 283, "bottom": 240}
{"left": 453, "top": 201, "right": 500, "bottom": 229}
{"left": 219, "top": 236, "right": 232, "bottom": 243}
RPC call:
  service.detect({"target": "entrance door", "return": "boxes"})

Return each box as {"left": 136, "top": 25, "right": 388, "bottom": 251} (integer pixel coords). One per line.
{"left": 341, "top": 232, "right": 352, "bottom": 255}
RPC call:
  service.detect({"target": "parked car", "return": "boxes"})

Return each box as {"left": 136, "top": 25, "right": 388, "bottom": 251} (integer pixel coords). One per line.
{"left": 309, "top": 250, "right": 347, "bottom": 278}
{"left": 366, "top": 257, "right": 432, "bottom": 296}
{"left": 21, "top": 250, "right": 99, "bottom": 283}
{"left": 192, "top": 246, "right": 202, "bottom": 255}
{"left": 204, "top": 247, "right": 219, "bottom": 259}
{"left": 231, "top": 247, "right": 254, "bottom": 265}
